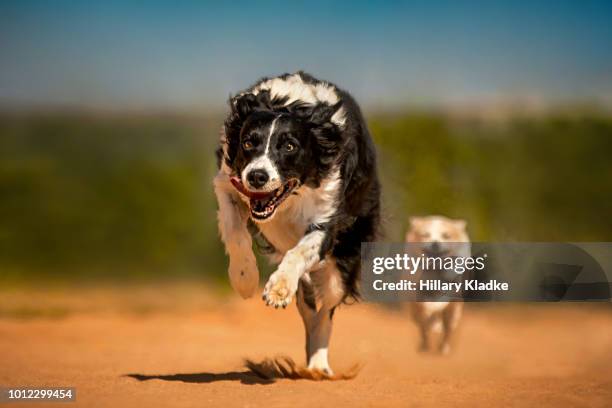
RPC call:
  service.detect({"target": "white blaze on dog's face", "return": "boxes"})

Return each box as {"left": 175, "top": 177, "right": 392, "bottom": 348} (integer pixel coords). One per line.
{"left": 405, "top": 216, "right": 469, "bottom": 257}
{"left": 240, "top": 115, "right": 283, "bottom": 193}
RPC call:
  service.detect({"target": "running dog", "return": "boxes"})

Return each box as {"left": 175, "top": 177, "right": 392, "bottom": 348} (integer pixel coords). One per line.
{"left": 214, "top": 72, "right": 380, "bottom": 374}
{"left": 406, "top": 215, "right": 469, "bottom": 355}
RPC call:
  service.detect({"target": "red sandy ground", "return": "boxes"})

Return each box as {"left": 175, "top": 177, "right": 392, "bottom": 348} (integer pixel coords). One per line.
{"left": 0, "top": 285, "right": 610, "bottom": 407}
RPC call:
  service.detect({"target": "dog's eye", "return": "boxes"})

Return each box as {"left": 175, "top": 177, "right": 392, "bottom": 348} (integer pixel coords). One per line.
{"left": 442, "top": 232, "right": 451, "bottom": 240}
{"left": 243, "top": 140, "right": 254, "bottom": 150}
{"left": 284, "top": 142, "right": 296, "bottom": 152}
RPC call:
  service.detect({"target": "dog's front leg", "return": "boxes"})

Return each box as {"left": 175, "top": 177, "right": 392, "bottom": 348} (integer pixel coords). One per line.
{"left": 262, "top": 229, "right": 326, "bottom": 308}
{"left": 214, "top": 171, "right": 259, "bottom": 298}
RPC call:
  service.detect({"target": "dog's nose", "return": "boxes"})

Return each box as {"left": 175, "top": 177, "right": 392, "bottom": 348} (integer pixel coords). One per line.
{"left": 246, "top": 169, "right": 269, "bottom": 189}
{"left": 425, "top": 241, "right": 442, "bottom": 255}
{"left": 431, "top": 241, "right": 441, "bottom": 252}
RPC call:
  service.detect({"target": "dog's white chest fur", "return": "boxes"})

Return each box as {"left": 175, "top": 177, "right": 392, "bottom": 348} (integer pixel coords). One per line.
{"left": 257, "top": 216, "right": 304, "bottom": 257}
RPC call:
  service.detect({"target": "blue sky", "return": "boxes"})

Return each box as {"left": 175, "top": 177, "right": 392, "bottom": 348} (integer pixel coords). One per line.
{"left": 1, "top": 1, "right": 611, "bottom": 110}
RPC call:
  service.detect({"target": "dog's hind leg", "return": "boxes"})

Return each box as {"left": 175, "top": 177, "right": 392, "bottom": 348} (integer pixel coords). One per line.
{"left": 439, "top": 302, "right": 463, "bottom": 355}
{"left": 214, "top": 170, "right": 259, "bottom": 298}
{"left": 297, "top": 260, "right": 345, "bottom": 375}
{"left": 418, "top": 319, "right": 432, "bottom": 352}
{"left": 306, "top": 306, "right": 336, "bottom": 375}
{"left": 296, "top": 276, "right": 317, "bottom": 367}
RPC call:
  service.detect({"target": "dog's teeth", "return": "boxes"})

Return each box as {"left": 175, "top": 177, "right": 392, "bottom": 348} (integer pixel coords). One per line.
{"left": 249, "top": 181, "right": 299, "bottom": 219}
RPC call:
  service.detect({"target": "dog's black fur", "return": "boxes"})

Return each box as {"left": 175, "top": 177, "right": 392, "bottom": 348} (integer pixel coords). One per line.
{"left": 217, "top": 71, "right": 380, "bottom": 300}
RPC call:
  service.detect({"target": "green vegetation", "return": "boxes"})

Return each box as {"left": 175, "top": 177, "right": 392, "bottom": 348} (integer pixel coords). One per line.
{"left": 370, "top": 113, "right": 612, "bottom": 241}
{"left": 1, "top": 111, "right": 610, "bottom": 283}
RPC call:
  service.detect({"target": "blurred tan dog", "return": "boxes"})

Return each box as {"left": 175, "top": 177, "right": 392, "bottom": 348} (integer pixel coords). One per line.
{"left": 405, "top": 215, "right": 469, "bottom": 355}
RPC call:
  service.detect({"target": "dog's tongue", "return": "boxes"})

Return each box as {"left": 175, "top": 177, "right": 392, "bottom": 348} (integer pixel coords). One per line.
{"left": 230, "top": 177, "right": 274, "bottom": 199}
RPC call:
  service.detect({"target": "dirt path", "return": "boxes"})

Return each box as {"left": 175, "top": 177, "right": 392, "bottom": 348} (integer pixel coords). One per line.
{"left": 0, "top": 287, "right": 611, "bottom": 407}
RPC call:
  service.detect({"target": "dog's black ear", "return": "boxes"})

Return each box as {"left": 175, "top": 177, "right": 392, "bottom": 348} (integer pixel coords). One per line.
{"left": 311, "top": 102, "right": 342, "bottom": 125}
{"left": 230, "top": 91, "right": 273, "bottom": 120}
{"left": 231, "top": 93, "right": 258, "bottom": 120}
{"left": 292, "top": 102, "right": 342, "bottom": 126}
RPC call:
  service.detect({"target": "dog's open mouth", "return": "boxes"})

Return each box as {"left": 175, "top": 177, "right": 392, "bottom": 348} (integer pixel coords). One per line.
{"left": 230, "top": 177, "right": 299, "bottom": 220}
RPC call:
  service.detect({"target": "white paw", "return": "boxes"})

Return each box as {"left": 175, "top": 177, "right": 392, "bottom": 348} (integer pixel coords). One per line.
{"left": 228, "top": 252, "right": 259, "bottom": 299}
{"left": 308, "top": 363, "right": 333, "bottom": 376}
{"left": 262, "top": 269, "right": 299, "bottom": 308}
{"left": 308, "top": 348, "right": 333, "bottom": 375}
{"left": 439, "top": 343, "right": 451, "bottom": 355}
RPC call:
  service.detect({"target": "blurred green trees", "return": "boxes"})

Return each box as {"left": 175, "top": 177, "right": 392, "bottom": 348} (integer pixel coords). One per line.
{"left": 370, "top": 113, "right": 612, "bottom": 241}
{"left": 1, "top": 111, "right": 610, "bottom": 282}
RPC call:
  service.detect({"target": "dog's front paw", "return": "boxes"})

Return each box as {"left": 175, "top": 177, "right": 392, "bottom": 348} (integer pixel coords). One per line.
{"left": 262, "top": 270, "right": 298, "bottom": 309}
{"left": 439, "top": 342, "right": 451, "bottom": 355}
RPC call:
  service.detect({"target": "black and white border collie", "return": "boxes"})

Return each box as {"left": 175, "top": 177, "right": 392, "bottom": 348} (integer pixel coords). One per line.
{"left": 214, "top": 72, "right": 380, "bottom": 375}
